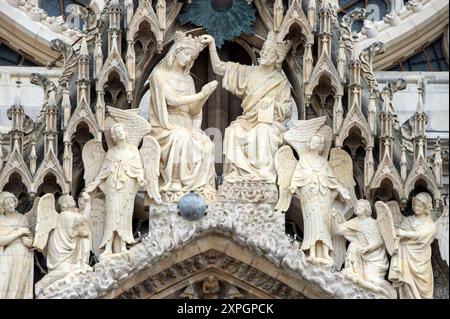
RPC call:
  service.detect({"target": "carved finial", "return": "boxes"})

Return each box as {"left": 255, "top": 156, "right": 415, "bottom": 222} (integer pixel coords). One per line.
{"left": 79, "top": 33, "right": 89, "bottom": 57}
{"left": 416, "top": 78, "right": 425, "bottom": 113}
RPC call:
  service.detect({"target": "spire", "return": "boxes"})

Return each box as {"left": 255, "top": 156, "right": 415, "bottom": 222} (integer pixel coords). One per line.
{"left": 80, "top": 33, "right": 89, "bottom": 57}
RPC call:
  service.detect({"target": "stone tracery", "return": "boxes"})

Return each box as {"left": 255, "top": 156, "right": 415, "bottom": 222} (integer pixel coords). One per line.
{"left": 0, "top": 0, "right": 448, "bottom": 299}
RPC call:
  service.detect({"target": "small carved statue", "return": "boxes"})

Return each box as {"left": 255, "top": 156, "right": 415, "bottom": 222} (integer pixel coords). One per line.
{"left": 201, "top": 31, "right": 293, "bottom": 184}
{"left": 149, "top": 31, "right": 217, "bottom": 202}
{"left": 331, "top": 199, "right": 395, "bottom": 298}
{"left": 83, "top": 107, "right": 161, "bottom": 256}
{"left": 33, "top": 192, "right": 92, "bottom": 294}
{"left": 376, "top": 192, "right": 448, "bottom": 299}
{"left": 275, "top": 117, "right": 354, "bottom": 266}
{"left": 0, "top": 192, "right": 34, "bottom": 299}
{"left": 202, "top": 275, "right": 220, "bottom": 299}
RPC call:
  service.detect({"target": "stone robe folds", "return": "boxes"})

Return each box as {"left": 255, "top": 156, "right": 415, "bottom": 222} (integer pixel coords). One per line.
{"left": 0, "top": 214, "right": 33, "bottom": 299}
{"left": 222, "top": 62, "right": 292, "bottom": 182}
{"left": 389, "top": 216, "right": 437, "bottom": 299}
{"left": 97, "top": 145, "right": 144, "bottom": 248}
{"left": 149, "top": 66, "right": 215, "bottom": 193}
{"left": 38, "top": 210, "right": 91, "bottom": 289}
{"left": 339, "top": 218, "right": 389, "bottom": 284}
{"left": 291, "top": 155, "right": 341, "bottom": 252}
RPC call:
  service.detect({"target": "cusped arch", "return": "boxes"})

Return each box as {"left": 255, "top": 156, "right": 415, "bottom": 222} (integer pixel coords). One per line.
{"left": 337, "top": 120, "right": 374, "bottom": 148}
{"left": 0, "top": 148, "right": 33, "bottom": 193}
{"left": 277, "top": 0, "right": 314, "bottom": 43}
{"left": 370, "top": 166, "right": 404, "bottom": 201}
{"left": 127, "top": 8, "right": 162, "bottom": 45}
{"left": 97, "top": 66, "right": 130, "bottom": 94}
{"left": 404, "top": 171, "right": 441, "bottom": 202}
{"left": 306, "top": 71, "right": 343, "bottom": 97}
{"left": 33, "top": 152, "right": 69, "bottom": 194}
{"left": 64, "top": 99, "right": 101, "bottom": 143}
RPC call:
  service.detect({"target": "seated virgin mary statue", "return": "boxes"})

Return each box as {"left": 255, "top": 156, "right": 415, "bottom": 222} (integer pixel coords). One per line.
{"left": 148, "top": 31, "right": 218, "bottom": 202}
{"left": 202, "top": 32, "right": 293, "bottom": 184}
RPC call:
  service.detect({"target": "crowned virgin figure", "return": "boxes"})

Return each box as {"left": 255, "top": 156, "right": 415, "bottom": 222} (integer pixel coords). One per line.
{"left": 148, "top": 31, "right": 218, "bottom": 201}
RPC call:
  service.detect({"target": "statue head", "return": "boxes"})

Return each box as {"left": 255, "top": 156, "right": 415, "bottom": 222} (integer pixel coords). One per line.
{"left": 260, "top": 31, "right": 291, "bottom": 70}
{"left": 355, "top": 199, "right": 372, "bottom": 217}
{"left": 0, "top": 192, "right": 18, "bottom": 214}
{"left": 164, "top": 31, "right": 206, "bottom": 74}
{"left": 110, "top": 123, "right": 127, "bottom": 143}
{"left": 58, "top": 194, "right": 77, "bottom": 211}
{"left": 308, "top": 133, "right": 325, "bottom": 154}
{"left": 412, "top": 192, "right": 433, "bottom": 216}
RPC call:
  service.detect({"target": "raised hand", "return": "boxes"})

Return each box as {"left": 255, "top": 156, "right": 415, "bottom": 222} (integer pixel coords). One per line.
{"left": 199, "top": 34, "right": 214, "bottom": 46}
{"left": 201, "top": 80, "right": 218, "bottom": 98}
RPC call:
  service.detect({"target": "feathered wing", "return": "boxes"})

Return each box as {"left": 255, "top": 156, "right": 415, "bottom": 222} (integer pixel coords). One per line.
{"left": 105, "top": 106, "right": 151, "bottom": 148}
{"left": 90, "top": 195, "right": 106, "bottom": 257}
{"left": 386, "top": 200, "right": 405, "bottom": 228}
{"left": 82, "top": 139, "right": 106, "bottom": 185}
{"left": 284, "top": 116, "right": 333, "bottom": 158}
{"left": 435, "top": 205, "right": 449, "bottom": 266}
{"left": 33, "top": 194, "right": 59, "bottom": 252}
{"left": 375, "top": 201, "right": 399, "bottom": 256}
{"left": 140, "top": 135, "right": 162, "bottom": 204}
{"left": 331, "top": 208, "right": 347, "bottom": 270}
{"left": 23, "top": 196, "right": 40, "bottom": 233}
{"left": 329, "top": 148, "right": 358, "bottom": 217}
{"left": 274, "top": 146, "right": 297, "bottom": 213}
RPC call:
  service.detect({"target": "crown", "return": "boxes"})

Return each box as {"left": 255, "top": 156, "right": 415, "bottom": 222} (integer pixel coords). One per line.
{"left": 264, "top": 31, "right": 292, "bottom": 61}
{"left": 174, "top": 31, "right": 206, "bottom": 54}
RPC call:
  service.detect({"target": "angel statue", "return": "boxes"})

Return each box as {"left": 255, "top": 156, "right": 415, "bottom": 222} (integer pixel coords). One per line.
{"left": 331, "top": 199, "right": 396, "bottom": 298}
{"left": 0, "top": 192, "right": 34, "bottom": 299}
{"left": 275, "top": 117, "right": 354, "bottom": 266}
{"left": 33, "top": 192, "right": 92, "bottom": 295}
{"left": 83, "top": 106, "right": 161, "bottom": 256}
{"left": 201, "top": 31, "right": 293, "bottom": 184}
{"left": 376, "top": 192, "right": 448, "bottom": 299}
{"left": 148, "top": 31, "right": 217, "bottom": 202}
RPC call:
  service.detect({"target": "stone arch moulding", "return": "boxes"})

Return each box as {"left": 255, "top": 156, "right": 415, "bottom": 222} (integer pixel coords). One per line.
{"left": 33, "top": 152, "right": 69, "bottom": 194}
{"left": 64, "top": 98, "right": 101, "bottom": 143}
{"left": 277, "top": 0, "right": 314, "bottom": 44}
{"left": 104, "top": 233, "right": 328, "bottom": 299}
{"left": 127, "top": 2, "right": 163, "bottom": 51}
{"left": 0, "top": 148, "right": 33, "bottom": 193}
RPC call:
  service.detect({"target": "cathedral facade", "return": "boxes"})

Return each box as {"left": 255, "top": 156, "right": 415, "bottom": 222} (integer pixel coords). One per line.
{"left": 0, "top": 0, "right": 448, "bottom": 299}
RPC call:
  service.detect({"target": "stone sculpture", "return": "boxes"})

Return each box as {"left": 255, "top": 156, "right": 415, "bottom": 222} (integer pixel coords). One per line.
{"left": 149, "top": 31, "right": 217, "bottom": 202}
{"left": 84, "top": 107, "right": 161, "bottom": 256}
{"left": 331, "top": 199, "right": 395, "bottom": 298}
{"left": 0, "top": 192, "right": 34, "bottom": 299}
{"left": 201, "top": 31, "right": 292, "bottom": 186}
{"left": 375, "top": 192, "right": 448, "bottom": 299}
{"left": 275, "top": 117, "right": 353, "bottom": 266}
{"left": 33, "top": 192, "right": 92, "bottom": 295}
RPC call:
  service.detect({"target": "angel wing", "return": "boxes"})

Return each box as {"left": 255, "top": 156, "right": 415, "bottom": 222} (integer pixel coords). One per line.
{"left": 435, "top": 205, "right": 449, "bottom": 266}
{"left": 82, "top": 139, "right": 106, "bottom": 185}
{"left": 331, "top": 208, "right": 347, "bottom": 270}
{"left": 385, "top": 200, "right": 405, "bottom": 228}
{"left": 284, "top": 116, "right": 333, "bottom": 158}
{"left": 33, "top": 194, "right": 59, "bottom": 252}
{"left": 90, "top": 195, "right": 106, "bottom": 257}
{"left": 140, "top": 135, "right": 162, "bottom": 204}
{"left": 375, "top": 201, "right": 399, "bottom": 256}
{"left": 23, "top": 196, "right": 40, "bottom": 233}
{"left": 329, "top": 148, "right": 358, "bottom": 211}
{"left": 274, "top": 146, "right": 297, "bottom": 213}
{"left": 105, "top": 106, "right": 151, "bottom": 148}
